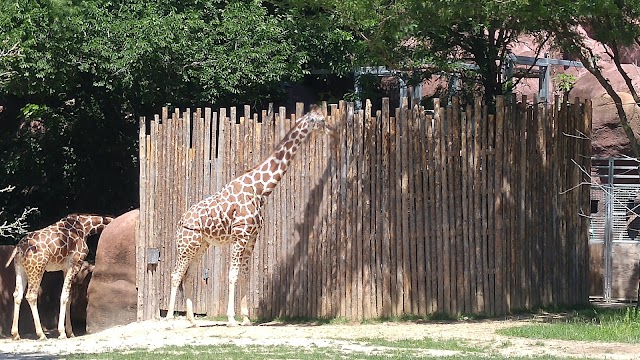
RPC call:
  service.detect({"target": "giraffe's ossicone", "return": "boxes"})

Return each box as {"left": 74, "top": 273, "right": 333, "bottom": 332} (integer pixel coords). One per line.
{"left": 5, "top": 214, "right": 113, "bottom": 340}
{"left": 166, "top": 105, "right": 334, "bottom": 326}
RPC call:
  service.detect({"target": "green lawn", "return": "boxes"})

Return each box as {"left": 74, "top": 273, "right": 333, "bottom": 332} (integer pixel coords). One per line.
{"left": 65, "top": 343, "right": 583, "bottom": 360}
{"left": 498, "top": 306, "right": 640, "bottom": 343}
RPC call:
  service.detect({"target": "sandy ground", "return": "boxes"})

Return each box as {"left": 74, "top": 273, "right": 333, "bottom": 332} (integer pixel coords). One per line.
{"left": 1, "top": 316, "right": 640, "bottom": 359}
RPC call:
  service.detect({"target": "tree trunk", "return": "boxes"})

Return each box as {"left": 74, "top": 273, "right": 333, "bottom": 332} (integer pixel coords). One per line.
{"left": 576, "top": 51, "right": 640, "bottom": 159}
{"left": 610, "top": 42, "right": 640, "bottom": 106}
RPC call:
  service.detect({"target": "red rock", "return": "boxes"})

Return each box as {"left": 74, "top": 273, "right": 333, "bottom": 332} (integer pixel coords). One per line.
{"left": 571, "top": 62, "right": 640, "bottom": 158}
{"left": 86, "top": 210, "right": 138, "bottom": 333}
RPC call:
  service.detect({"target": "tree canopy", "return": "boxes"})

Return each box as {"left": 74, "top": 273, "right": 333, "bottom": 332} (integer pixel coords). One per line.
{"left": 2, "top": 0, "right": 640, "bottom": 241}
{"left": 0, "top": 0, "right": 360, "bottom": 240}
{"left": 293, "top": 0, "right": 568, "bottom": 100}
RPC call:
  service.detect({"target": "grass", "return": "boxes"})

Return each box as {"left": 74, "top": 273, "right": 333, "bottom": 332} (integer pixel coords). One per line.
{"left": 355, "top": 337, "right": 481, "bottom": 352}
{"left": 498, "top": 305, "right": 640, "bottom": 343}
{"left": 359, "top": 312, "right": 487, "bottom": 324}
{"left": 65, "top": 342, "right": 586, "bottom": 360}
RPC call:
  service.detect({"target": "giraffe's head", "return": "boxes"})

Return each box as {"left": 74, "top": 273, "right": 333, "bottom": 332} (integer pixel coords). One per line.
{"left": 298, "top": 105, "right": 335, "bottom": 136}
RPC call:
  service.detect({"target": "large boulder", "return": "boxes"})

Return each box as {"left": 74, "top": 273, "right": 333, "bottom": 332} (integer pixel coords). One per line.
{"left": 571, "top": 63, "right": 640, "bottom": 158}
{"left": 571, "top": 63, "right": 640, "bottom": 101}
{"left": 86, "top": 209, "right": 138, "bottom": 333}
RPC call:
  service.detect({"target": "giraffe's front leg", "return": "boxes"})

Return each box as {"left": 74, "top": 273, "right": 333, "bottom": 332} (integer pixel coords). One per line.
{"left": 238, "top": 253, "right": 253, "bottom": 326}
{"left": 58, "top": 265, "right": 79, "bottom": 339}
{"left": 225, "top": 273, "right": 252, "bottom": 327}
{"left": 227, "top": 263, "right": 240, "bottom": 327}
{"left": 19, "top": 262, "right": 47, "bottom": 340}
{"left": 24, "top": 276, "right": 46, "bottom": 340}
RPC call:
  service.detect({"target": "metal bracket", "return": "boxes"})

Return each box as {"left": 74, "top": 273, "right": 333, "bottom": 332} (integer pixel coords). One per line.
{"left": 147, "top": 248, "right": 160, "bottom": 265}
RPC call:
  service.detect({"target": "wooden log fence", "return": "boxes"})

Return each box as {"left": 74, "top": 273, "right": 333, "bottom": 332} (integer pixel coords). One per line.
{"left": 137, "top": 96, "right": 592, "bottom": 320}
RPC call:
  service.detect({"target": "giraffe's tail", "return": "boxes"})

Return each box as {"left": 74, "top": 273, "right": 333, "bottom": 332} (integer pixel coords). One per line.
{"left": 5, "top": 247, "right": 17, "bottom": 268}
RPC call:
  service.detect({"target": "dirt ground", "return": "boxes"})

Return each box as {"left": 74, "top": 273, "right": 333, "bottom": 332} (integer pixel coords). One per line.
{"left": 1, "top": 315, "right": 640, "bottom": 359}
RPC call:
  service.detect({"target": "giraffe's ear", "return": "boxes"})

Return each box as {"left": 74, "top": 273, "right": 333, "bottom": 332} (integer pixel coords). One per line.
{"left": 308, "top": 104, "right": 323, "bottom": 117}
{"left": 324, "top": 123, "right": 337, "bottom": 138}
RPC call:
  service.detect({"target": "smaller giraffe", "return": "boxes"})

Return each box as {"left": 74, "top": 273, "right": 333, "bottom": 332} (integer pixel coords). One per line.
{"left": 5, "top": 214, "right": 113, "bottom": 340}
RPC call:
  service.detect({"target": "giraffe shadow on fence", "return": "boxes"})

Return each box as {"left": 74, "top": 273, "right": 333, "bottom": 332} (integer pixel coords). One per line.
{"left": 256, "top": 128, "right": 341, "bottom": 319}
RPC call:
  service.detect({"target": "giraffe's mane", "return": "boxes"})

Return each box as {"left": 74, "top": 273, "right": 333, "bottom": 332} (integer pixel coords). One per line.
{"left": 244, "top": 108, "right": 325, "bottom": 174}
{"left": 241, "top": 122, "right": 299, "bottom": 174}
{"left": 63, "top": 213, "right": 115, "bottom": 218}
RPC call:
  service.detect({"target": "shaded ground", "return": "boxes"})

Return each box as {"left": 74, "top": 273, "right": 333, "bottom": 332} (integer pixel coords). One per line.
{"left": 1, "top": 316, "right": 640, "bottom": 359}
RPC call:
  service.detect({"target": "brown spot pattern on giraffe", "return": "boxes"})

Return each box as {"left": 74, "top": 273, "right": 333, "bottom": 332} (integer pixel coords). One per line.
{"left": 8, "top": 214, "right": 113, "bottom": 340}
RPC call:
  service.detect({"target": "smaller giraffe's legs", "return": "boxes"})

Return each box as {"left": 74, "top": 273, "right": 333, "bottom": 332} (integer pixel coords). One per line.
{"left": 65, "top": 300, "right": 74, "bottom": 337}
{"left": 10, "top": 267, "right": 26, "bottom": 340}
{"left": 25, "top": 287, "right": 46, "bottom": 340}
{"left": 58, "top": 267, "right": 78, "bottom": 339}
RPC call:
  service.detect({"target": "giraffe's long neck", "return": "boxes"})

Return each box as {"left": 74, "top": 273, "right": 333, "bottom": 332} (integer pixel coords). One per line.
{"left": 248, "top": 119, "right": 313, "bottom": 197}
{"left": 86, "top": 216, "right": 113, "bottom": 235}
{"left": 66, "top": 215, "right": 114, "bottom": 236}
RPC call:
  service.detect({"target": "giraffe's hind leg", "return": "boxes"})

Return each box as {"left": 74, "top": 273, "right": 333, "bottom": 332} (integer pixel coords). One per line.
{"left": 166, "top": 227, "right": 204, "bottom": 322}
{"left": 10, "top": 263, "right": 27, "bottom": 340}
{"left": 227, "top": 235, "right": 256, "bottom": 327}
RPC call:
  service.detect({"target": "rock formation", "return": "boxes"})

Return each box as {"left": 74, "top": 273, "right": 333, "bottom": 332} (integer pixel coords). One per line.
{"left": 86, "top": 209, "right": 138, "bottom": 333}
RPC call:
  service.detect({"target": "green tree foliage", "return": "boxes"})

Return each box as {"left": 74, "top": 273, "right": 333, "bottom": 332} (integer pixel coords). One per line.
{"left": 297, "top": 0, "right": 565, "bottom": 102}
{"left": 0, "top": 0, "right": 347, "bottom": 241}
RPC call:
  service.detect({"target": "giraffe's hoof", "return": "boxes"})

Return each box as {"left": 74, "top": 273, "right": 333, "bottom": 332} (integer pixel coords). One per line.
{"left": 240, "top": 319, "right": 252, "bottom": 326}
{"left": 67, "top": 332, "right": 76, "bottom": 338}
{"left": 58, "top": 333, "right": 67, "bottom": 340}
{"left": 11, "top": 334, "right": 20, "bottom": 341}
{"left": 37, "top": 334, "right": 47, "bottom": 341}
{"left": 226, "top": 321, "right": 239, "bottom": 327}
{"left": 189, "top": 321, "right": 200, "bottom": 328}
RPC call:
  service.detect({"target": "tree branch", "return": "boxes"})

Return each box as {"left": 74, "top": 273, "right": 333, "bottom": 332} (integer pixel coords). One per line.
{"left": 575, "top": 46, "right": 640, "bottom": 158}
{"left": 0, "top": 186, "right": 38, "bottom": 239}
{"left": 608, "top": 40, "right": 640, "bottom": 106}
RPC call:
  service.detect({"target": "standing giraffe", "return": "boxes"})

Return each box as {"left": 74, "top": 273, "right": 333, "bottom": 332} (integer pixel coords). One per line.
{"left": 166, "top": 105, "right": 333, "bottom": 326}
{"left": 5, "top": 214, "right": 113, "bottom": 340}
